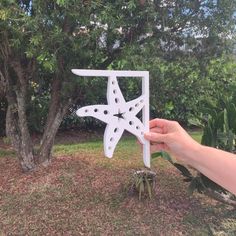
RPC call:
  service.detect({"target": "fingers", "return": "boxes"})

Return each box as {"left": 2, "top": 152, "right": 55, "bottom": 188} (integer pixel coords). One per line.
{"left": 150, "top": 143, "right": 167, "bottom": 153}
{"left": 149, "top": 118, "right": 169, "bottom": 129}
{"left": 137, "top": 135, "right": 166, "bottom": 153}
{"left": 144, "top": 132, "right": 168, "bottom": 143}
{"left": 150, "top": 127, "right": 163, "bottom": 134}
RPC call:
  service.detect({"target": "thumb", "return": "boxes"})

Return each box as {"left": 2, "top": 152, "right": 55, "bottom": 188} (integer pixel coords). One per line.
{"left": 144, "top": 132, "right": 168, "bottom": 143}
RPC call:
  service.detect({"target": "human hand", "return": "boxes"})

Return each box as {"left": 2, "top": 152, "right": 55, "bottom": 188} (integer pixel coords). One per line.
{"left": 144, "top": 118, "right": 200, "bottom": 164}
{"left": 145, "top": 119, "right": 236, "bottom": 195}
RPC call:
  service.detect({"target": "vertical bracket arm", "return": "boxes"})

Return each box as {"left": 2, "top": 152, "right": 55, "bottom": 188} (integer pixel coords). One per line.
{"left": 142, "top": 72, "right": 150, "bottom": 168}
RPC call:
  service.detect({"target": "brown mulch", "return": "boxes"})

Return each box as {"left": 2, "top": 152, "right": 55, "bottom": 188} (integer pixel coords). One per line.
{"left": 0, "top": 131, "right": 235, "bottom": 235}
{"left": 1, "top": 153, "right": 232, "bottom": 235}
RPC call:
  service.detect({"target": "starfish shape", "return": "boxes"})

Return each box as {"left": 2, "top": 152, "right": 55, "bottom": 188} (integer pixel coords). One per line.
{"left": 72, "top": 70, "right": 150, "bottom": 168}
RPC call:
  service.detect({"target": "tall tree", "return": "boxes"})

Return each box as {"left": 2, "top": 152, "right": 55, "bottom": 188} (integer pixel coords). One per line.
{"left": 0, "top": 0, "right": 235, "bottom": 171}
{"left": 117, "top": 0, "right": 236, "bottom": 122}
{"left": 0, "top": 0, "right": 152, "bottom": 171}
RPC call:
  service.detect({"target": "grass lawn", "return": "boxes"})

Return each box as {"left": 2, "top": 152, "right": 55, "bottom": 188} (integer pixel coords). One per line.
{"left": 0, "top": 130, "right": 236, "bottom": 235}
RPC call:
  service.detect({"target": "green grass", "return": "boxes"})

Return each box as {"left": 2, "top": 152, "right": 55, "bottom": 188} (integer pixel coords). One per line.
{"left": 0, "top": 149, "right": 15, "bottom": 158}
{"left": 53, "top": 131, "right": 202, "bottom": 156}
{"left": 53, "top": 140, "right": 103, "bottom": 155}
{"left": 53, "top": 136, "right": 138, "bottom": 156}
{"left": 0, "top": 131, "right": 202, "bottom": 159}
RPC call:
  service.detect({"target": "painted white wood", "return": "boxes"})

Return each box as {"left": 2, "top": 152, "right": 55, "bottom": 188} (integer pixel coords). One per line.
{"left": 72, "top": 69, "right": 148, "bottom": 78}
{"left": 72, "top": 69, "right": 150, "bottom": 168}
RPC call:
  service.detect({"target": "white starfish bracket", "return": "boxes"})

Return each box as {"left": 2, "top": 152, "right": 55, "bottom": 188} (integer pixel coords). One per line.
{"left": 72, "top": 69, "right": 151, "bottom": 168}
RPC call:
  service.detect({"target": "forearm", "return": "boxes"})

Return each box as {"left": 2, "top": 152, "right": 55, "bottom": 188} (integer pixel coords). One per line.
{"left": 187, "top": 144, "right": 236, "bottom": 195}
{"left": 145, "top": 118, "right": 236, "bottom": 195}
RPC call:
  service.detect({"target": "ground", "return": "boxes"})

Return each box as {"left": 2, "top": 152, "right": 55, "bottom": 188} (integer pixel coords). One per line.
{"left": 0, "top": 130, "right": 236, "bottom": 235}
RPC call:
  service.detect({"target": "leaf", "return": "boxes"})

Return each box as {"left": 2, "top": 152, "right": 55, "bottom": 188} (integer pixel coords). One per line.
{"left": 139, "top": 181, "right": 144, "bottom": 200}
{"left": 188, "top": 117, "right": 203, "bottom": 128}
{"left": 173, "top": 163, "right": 193, "bottom": 179}
{"left": 151, "top": 152, "right": 163, "bottom": 159}
{"left": 188, "top": 177, "right": 206, "bottom": 194}
{"left": 200, "top": 174, "right": 227, "bottom": 193}
{"left": 215, "top": 111, "right": 224, "bottom": 130}
{"left": 162, "top": 152, "right": 173, "bottom": 164}
{"left": 135, "top": 176, "right": 142, "bottom": 189}
{"left": 145, "top": 176, "right": 152, "bottom": 199}
{"left": 223, "top": 109, "right": 229, "bottom": 133}
{"left": 200, "top": 101, "right": 218, "bottom": 119}
{"left": 0, "top": 9, "right": 8, "bottom": 20}
{"left": 201, "top": 125, "right": 214, "bottom": 146}
{"left": 188, "top": 178, "right": 198, "bottom": 194}
{"left": 56, "top": 0, "right": 65, "bottom": 6}
{"left": 228, "top": 130, "right": 235, "bottom": 152}
{"left": 227, "top": 103, "right": 236, "bottom": 133}
{"left": 217, "top": 130, "right": 228, "bottom": 146}
{"left": 151, "top": 151, "right": 173, "bottom": 164}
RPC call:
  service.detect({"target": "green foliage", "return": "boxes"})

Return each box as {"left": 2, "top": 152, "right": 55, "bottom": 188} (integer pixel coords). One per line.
{"left": 200, "top": 91, "right": 236, "bottom": 152}
{"left": 1, "top": 0, "right": 236, "bottom": 132}
{"left": 151, "top": 151, "right": 227, "bottom": 195}
{"left": 194, "top": 91, "right": 236, "bottom": 195}
{"left": 152, "top": 151, "right": 193, "bottom": 182}
{"left": 152, "top": 151, "right": 173, "bottom": 163}
{"left": 120, "top": 45, "right": 236, "bottom": 123}
{"left": 153, "top": 91, "right": 236, "bottom": 204}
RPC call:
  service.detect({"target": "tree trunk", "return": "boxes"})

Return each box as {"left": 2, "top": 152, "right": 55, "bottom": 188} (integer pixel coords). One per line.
{"left": 1, "top": 35, "right": 71, "bottom": 172}
{"left": 3, "top": 55, "right": 36, "bottom": 172}
{"left": 1, "top": 36, "right": 32, "bottom": 171}
{"left": 0, "top": 70, "right": 6, "bottom": 98}
{"left": 6, "top": 101, "right": 35, "bottom": 172}
{"left": 37, "top": 72, "right": 71, "bottom": 166}
{"left": 3, "top": 59, "right": 71, "bottom": 171}
{"left": 37, "top": 103, "right": 69, "bottom": 166}
{"left": 5, "top": 74, "right": 70, "bottom": 171}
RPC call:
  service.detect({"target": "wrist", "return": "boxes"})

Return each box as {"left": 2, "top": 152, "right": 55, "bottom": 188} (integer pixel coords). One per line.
{"left": 183, "top": 141, "right": 203, "bottom": 167}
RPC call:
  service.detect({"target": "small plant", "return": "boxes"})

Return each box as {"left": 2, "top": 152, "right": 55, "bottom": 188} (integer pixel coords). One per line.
{"left": 2, "top": 136, "right": 11, "bottom": 145}
{"left": 131, "top": 169, "right": 157, "bottom": 200}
